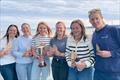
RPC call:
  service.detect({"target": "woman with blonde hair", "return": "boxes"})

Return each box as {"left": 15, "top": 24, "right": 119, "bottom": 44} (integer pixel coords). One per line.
{"left": 31, "top": 21, "right": 52, "bottom": 80}
{"left": 50, "top": 21, "right": 69, "bottom": 80}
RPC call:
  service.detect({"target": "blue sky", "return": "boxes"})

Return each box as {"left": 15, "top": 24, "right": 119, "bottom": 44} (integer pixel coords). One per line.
{"left": 0, "top": 0, "right": 120, "bottom": 32}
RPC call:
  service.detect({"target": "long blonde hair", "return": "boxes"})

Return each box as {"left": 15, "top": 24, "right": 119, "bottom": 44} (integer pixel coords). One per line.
{"left": 33, "top": 22, "right": 52, "bottom": 38}
{"left": 54, "top": 21, "right": 66, "bottom": 39}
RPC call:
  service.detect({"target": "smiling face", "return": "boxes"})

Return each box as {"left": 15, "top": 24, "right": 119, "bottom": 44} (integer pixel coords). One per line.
{"left": 89, "top": 9, "right": 105, "bottom": 30}
{"left": 71, "top": 22, "right": 82, "bottom": 38}
{"left": 38, "top": 24, "right": 48, "bottom": 36}
{"left": 89, "top": 13, "right": 104, "bottom": 30}
{"left": 22, "top": 23, "right": 31, "bottom": 36}
{"left": 56, "top": 22, "right": 66, "bottom": 37}
{"left": 8, "top": 26, "right": 17, "bottom": 38}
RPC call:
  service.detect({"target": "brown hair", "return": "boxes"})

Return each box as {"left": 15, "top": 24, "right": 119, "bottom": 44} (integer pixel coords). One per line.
{"left": 3, "top": 24, "right": 20, "bottom": 43}
{"left": 70, "top": 19, "right": 87, "bottom": 41}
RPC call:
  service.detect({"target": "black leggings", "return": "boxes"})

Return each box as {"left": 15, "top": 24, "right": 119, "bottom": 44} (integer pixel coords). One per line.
{"left": 52, "top": 58, "right": 69, "bottom": 80}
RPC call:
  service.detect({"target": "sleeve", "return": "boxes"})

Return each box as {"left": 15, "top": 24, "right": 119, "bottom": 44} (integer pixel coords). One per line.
{"left": 84, "top": 39, "right": 95, "bottom": 68}
{"left": 65, "top": 37, "right": 72, "bottom": 67}
{"left": 110, "top": 27, "right": 120, "bottom": 57}
{"left": 12, "top": 39, "right": 24, "bottom": 58}
{"left": 31, "top": 38, "right": 36, "bottom": 47}
{"left": 50, "top": 38, "right": 53, "bottom": 47}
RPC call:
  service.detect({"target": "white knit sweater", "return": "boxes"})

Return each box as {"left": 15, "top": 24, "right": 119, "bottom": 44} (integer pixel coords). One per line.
{"left": 65, "top": 35, "right": 95, "bottom": 68}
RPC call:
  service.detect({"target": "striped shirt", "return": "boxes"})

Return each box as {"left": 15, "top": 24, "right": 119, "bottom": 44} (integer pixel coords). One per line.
{"left": 32, "top": 35, "right": 51, "bottom": 54}
{"left": 65, "top": 35, "right": 95, "bottom": 68}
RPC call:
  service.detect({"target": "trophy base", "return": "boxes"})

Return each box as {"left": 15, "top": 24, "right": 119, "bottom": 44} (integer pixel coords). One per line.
{"left": 38, "top": 62, "right": 47, "bottom": 67}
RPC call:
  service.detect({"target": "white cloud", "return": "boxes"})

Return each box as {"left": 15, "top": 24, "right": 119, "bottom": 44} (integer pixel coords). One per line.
{"left": 2, "top": 0, "right": 119, "bottom": 17}
{"left": 1, "top": 0, "right": 120, "bottom": 32}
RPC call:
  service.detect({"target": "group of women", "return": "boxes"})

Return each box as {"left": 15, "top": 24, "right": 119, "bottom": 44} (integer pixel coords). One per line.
{"left": 0, "top": 19, "right": 94, "bottom": 80}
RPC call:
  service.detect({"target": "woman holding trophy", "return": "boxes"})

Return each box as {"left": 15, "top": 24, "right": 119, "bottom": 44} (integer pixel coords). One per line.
{"left": 65, "top": 19, "right": 95, "bottom": 80}
{"left": 0, "top": 24, "right": 19, "bottom": 80}
{"left": 31, "top": 21, "right": 52, "bottom": 80}
{"left": 12, "top": 23, "right": 33, "bottom": 80}
{"left": 50, "top": 21, "right": 69, "bottom": 80}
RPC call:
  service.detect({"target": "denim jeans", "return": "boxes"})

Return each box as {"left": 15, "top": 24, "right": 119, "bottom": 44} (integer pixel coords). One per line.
{"left": 31, "top": 58, "right": 50, "bottom": 80}
{"left": 16, "top": 63, "right": 32, "bottom": 80}
{"left": 0, "top": 63, "right": 18, "bottom": 80}
{"left": 68, "top": 67, "right": 93, "bottom": 80}
{"left": 94, "top": 70, "right": 120, "bottom": 80}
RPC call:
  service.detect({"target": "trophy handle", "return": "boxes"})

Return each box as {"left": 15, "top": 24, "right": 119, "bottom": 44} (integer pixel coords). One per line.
{"left": 96, "top": 44, "right": 100, "bottom": 51}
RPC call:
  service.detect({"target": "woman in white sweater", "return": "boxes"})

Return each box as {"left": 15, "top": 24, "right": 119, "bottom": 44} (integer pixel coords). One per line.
{"left": 12, "top": 23, "right": 33, "bottom": 80}
{"left": 0, "top": 24, "right": 19, "bottom": 80}
{"left": 65, "top": 19, "right": 95, "bottom": 80}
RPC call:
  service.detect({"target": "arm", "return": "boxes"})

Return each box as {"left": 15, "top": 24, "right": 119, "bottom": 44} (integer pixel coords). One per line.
{"left": 110, "top": 27, "right": 120, "bottom": 57}
{"left": 0, "top": 50, "right": 5, "bottom": 57}
{"left": 0, "top": 48, "right": 10, "bottom": 57}
{"left": 31, "top": 38, "right": 39, "bottom": 57}
{"left": 52, "top": 46, "right": 65, "bottom": 57}
{"left": 76, "top": 39, "right": 95, "bottom": 70}
{"left": 12, "top": 39, "right": 24, "bottom": 58}
{"left": 0, "top": 38, "right": 12, "bottom": 57}
{"left": 96, "top": 27, "right": 120, "bottom": 58}
{"left": 84, "top": 40, "right": 95, "bottom": 68}
{"left": 65, "top": 38, "right": 72, "bottom": 67}
{"left": 0, "top": 39, "right": 5, "bottom": 57}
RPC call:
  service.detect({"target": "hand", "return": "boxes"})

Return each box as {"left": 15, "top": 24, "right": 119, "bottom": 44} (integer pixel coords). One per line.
{"left": 37, "top": 55, "right": 44, "bottom": 61}
{"left": 54, "top": 50, "right": 61, "bottom": 56}
{"left": 23, "top": 51, "right": 30, "bottom": 57}
{"left": 0, "top": 51, "right": 5, "bottom": 57}
{"left": 46, "top": 51, "right": 54, "bottom": 57}
{"left": 76, "top": 62, "right": 86, "bottom": 70}
{"left": 3, "top": 49, "right": 11, "bottom": 55}
{"left": 31, "top": 47, "right": 37, "bottom": 57}
{"left": 53, "top": 47, "right": 64, "bottom": 56}
{"left": 0, "top": 49, "right": 11, "bottom": 57}
{"left": 40, "top": 43, "right": 46, "bottom": 46}
{"left": 71, "top": 61, "right": 76, "bottom": 68}
{"left": 97, "top": 50, "right": 112, "bottom": 58}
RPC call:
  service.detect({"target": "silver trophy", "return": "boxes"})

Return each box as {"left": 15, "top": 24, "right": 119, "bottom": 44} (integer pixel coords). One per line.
{"left": 71, "top": 51, "right": 77, "bottom": 65}
{"left": 96, "top": 44, "right": 100, "bottom": 51}
{"left": 37, "top": 46, "right": 46, "bottom": 67}
{"left": 71, "top": 51, "right": 83, "bottom": 71}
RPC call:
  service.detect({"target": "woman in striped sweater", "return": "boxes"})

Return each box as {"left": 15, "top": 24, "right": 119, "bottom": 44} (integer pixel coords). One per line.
{"left": 65, "top": 19, "right": 95, "bottom": 80}
{"left": 31, "top": 22, "right": 52, "bottom": 80}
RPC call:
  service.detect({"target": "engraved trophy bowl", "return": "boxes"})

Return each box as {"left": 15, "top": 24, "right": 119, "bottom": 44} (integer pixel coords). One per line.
{"left": 71, "top": 51, "right": 77, "bottom": 63}
{"left": 43, "top": 45, "right": 54, "bottom": 57}
{"left": 37, "top": 46, "right": 47, "bottom": 67}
